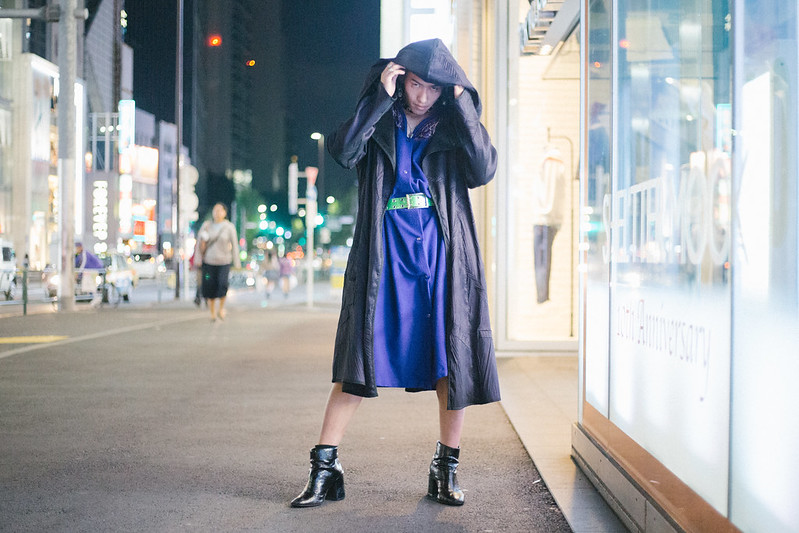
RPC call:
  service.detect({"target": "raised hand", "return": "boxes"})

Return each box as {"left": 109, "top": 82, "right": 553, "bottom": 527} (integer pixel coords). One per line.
{"left": 381, "top": 61, "right": 406, "bottom": 97}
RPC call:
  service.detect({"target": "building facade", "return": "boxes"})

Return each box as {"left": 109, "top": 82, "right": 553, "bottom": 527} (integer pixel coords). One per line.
{"left": 0, "top": 0, "right": 127, "bottom": 269}
{"left": 0, "top": 4, "right": 87, "bottom": 270}
{"left": 1, "top": 0, "right": 191, "bottom": 272}
{"left": 193, "top": 0, "right": 261, "bottom": 186}
{"left": 395, "top": 0, "right": 798, "bottom": 531}
{"left": 576, "top": 1, "right": 798, "bottom": 531}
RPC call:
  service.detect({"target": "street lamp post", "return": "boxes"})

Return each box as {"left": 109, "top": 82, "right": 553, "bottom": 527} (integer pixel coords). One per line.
{"left": 304, "top": 166, "right": 319, "bottom": 308}
{"left": 57, "top": 0, "right": 78, "bottom": 311}
{"left": 311, "top": 132, "right": 324, "bottom": 204}
{"left": 174, "top": 0, "right": 184, "bottom": 299}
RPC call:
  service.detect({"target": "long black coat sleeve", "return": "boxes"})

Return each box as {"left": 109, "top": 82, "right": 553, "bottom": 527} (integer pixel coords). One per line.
{"left": 328, "top": 85, "right": 396, "bottom": 170}
{"left": 451, "top": 92, "right": 498, "bottom": 189}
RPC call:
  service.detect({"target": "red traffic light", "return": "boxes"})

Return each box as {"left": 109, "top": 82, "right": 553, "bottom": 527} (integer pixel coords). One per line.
{"left": 208, "top": 34, "right": 222, "bottom": 47}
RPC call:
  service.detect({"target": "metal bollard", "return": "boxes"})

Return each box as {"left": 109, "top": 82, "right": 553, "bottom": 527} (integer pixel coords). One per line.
{"left": 101, "top": 271, "right": 109, "bottom": 303}
{"left": 22, "top": 267, "right": 28, "bottom": 316}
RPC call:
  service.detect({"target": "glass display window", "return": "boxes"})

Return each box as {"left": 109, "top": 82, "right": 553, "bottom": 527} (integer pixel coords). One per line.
{"left": 583, "top": 0, "right": 612, "bottom": 416}
{"left": 729, "top": 2, "right": 799, "bottom": 531}
{"left": 499, "top": 1, "right": 581, "bottom": 349}
{"left": 581, "top": 0, "right": 734, "bottom": 519}
{"left": 608, "top": 0, "right": 732, "bottom": 513}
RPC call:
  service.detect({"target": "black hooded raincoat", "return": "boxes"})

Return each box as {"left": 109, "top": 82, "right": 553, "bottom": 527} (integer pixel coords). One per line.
{"left": 327, "top": 39, "right": 501, "bottom": 410}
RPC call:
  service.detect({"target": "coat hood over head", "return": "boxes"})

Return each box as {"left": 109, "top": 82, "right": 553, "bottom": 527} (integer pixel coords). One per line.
{"left": 360, "top": 38, "right": 482, "bottom": 116}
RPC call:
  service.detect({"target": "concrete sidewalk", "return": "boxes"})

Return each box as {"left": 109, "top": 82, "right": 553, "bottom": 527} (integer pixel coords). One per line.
{"left": 0, "top": 294, "right": 572, "bottom": 532}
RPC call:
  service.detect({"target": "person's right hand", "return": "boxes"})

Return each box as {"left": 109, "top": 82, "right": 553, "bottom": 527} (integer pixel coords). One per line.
{"left": 380, "top": 61, "right": 405, "bottom": 97}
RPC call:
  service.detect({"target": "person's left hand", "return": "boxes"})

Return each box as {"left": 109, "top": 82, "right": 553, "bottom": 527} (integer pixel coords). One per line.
{"left": 453, "top": 85, "right": 464, "bottom": 99}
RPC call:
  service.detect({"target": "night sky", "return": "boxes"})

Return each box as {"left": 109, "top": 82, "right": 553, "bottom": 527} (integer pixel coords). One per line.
{"left": 125, "top": 1, "right": 380, "bottom": 206}
{"left": 124, "top": 1, "right": 178, "bottom": 123}
{"left": 281, "top": 2, "right": 381, "bottom": 202}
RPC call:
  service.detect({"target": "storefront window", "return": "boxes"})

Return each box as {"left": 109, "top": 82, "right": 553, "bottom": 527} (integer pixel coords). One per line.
{"left": 501, "top": 1, "right": 580, "bottom": 347}
{"left": 730, "top": 2, "right": 799, "bottom": 531}
{"left": 583, "top": 0, "right": 612, "bottom": 416}
{"left": 583, "top": 0, "right": 733, "bottom": 515}
{"left": 581, "top": 0, "right": 799, "bottom": 528}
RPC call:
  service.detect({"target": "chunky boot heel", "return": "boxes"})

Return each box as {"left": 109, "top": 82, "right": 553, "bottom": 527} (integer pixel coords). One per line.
{"left": 290, "top": 445, "right": 345, "bottom": 508}
{"left": 427, "top": 441, "right": 465, "bottom": 506}
{"left": 427, "top": 475, "right": 438, "bottom": 498}
{"left": 326, "top": 475, "right": 346, "bottom": 501}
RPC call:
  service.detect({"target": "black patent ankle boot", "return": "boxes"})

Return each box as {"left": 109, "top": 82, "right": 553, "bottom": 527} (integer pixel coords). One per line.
{"left": 427, "top": 441, "right": 465, "bottom": 506}
{"left": 290, "top": 445, "right": 345, "bottom": 508}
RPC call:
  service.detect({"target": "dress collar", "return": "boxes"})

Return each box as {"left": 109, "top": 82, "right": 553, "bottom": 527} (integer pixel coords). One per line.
{"left": 392, "top": 101, "right": 440, "bottom": 140}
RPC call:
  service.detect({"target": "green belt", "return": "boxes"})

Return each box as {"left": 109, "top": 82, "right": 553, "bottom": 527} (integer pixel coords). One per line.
{"left": 386, "top": 193, "right": 434, "bottom": 210}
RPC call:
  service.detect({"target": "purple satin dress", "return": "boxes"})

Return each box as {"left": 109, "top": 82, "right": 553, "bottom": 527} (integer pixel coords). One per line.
{"left": 373, "top": 106, "right": 448, "bottom": 390}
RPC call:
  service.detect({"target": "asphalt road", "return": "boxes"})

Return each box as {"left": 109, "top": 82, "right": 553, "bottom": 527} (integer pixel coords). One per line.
{"left": 0, "top": 288, "right": 571, "bottom": 532}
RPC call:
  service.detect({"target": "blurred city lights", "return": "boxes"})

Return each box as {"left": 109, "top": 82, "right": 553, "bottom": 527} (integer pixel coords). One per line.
{"left": 208, "top": 34, "right": 222, "bottom": 47}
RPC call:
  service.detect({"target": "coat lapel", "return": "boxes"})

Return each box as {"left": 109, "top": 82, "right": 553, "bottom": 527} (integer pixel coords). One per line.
{"left": 421, "top": 119, "right": 458, "bottom": 192}
{"left": 423, "top": 118, "right": 458, "bottom": 159}
{"left": 372, "top": 112, "right": 396, "bottom": 172}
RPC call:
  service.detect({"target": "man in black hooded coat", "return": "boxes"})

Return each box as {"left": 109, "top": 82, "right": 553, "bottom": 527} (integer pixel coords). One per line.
{"left": 291, "top": 39, "right": 500, "bottom": 509}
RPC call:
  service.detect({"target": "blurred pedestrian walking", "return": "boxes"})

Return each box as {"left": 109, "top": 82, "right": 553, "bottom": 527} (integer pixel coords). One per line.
{"left": 278, "top": 254, "right": 294, "bottom": 298}
{"left": 197, "top": 203, "right": 240, "bottom": 321}
{"left": 261, "top": 251, "right": 279, "bottom": 298}
{"left": 74, "top": 241, "right": 103, "bottom": 292}
{"left": 190, "top": 236, "right": 203, "bottom": 307}
{"left": 74, "top": 241, "right": 103, "bottom": 271}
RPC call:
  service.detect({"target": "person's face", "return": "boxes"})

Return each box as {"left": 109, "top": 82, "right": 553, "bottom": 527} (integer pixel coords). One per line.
{"left": 212, "top": 204, "right": 226, "bottom": 221}
{"left": 403, "top": 72, "right": 442, "bottom": 118}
